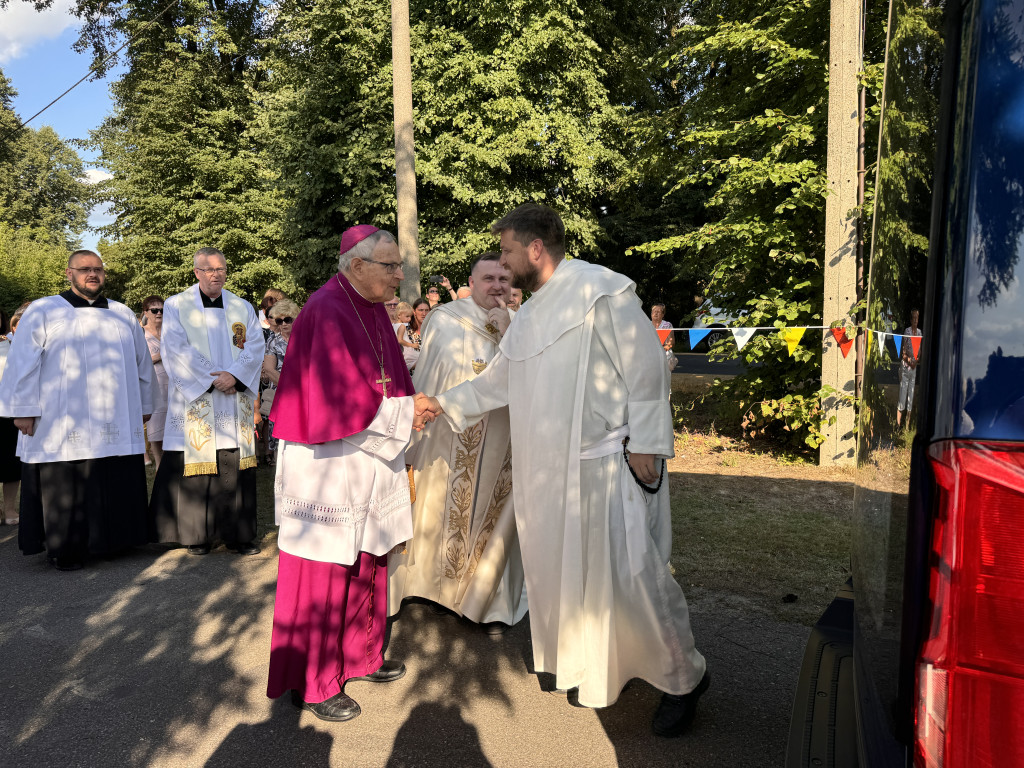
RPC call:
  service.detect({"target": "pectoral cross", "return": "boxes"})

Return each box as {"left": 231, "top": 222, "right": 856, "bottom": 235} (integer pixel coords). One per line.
{"left": 377, "top": 367, "right": 392, "bottom": 397}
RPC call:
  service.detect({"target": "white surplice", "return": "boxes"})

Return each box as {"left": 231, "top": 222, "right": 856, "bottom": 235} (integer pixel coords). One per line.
{"left": 0, "top": 295, "right": 154, "bottom": 462}
{"left": 275, "top": 396, "right": 415, "bottom": 567}
{"left": 160, "top": 285, "right": 262, "bottom": 452}
{"left": 389, "top": 298, "right": 526, "bottom": 625}
{"left": 436, "top": 259, "right": 706, "bottom": 708}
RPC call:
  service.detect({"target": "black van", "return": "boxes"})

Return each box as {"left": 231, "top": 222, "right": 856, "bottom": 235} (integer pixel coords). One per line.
{"left": 786, "top": 0, "right": 1024, "bottom": 764}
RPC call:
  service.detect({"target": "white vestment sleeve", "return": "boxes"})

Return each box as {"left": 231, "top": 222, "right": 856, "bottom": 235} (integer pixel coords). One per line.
{"left": 436, "top": 350, "right": 510, "bottom": 433}
{"left": 130, "top": 314, "right": 156, "bottom": 416}
{"left": 0, "top": 304, "right": 46, "bottom": 418}
{"left": 160, "top": 295, "right": 217, "bottom": 404}
{"left": 598, "top": 291, "right": 674, "bottom": 458}
{"left": 224, "top": 306, "right": 263, "bottom": 393}
{"left": 342, "top": 395, "right": 414, "bottom": 462}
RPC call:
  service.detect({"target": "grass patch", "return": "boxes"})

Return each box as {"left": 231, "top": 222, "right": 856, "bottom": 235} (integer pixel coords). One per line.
{"left": 667, "top": 376, "right": 853, "bottom": 625}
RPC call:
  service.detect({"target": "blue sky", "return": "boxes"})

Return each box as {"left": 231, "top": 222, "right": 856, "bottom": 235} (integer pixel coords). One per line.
{"left": 1, "top": 0, "right": 124, "bottom": 249}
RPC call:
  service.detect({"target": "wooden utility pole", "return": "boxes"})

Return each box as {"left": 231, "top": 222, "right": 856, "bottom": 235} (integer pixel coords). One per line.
{"left": 392, "top": 0, "right": 421, "bottom": 299}
{"left": 820, "top": 0, "right": 862, "bottom": 465}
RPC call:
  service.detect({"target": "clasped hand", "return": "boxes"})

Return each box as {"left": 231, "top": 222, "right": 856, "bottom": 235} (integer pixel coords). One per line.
{"left": 210, "top": 371, "right": 237, "bottom": 394}
{"left": 413, "top": 392, "right": 443, "bottom": 432}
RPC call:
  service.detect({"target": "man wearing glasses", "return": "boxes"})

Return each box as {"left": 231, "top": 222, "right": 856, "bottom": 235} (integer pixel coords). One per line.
{"left": 266, "top": 225, "right": 416, "bottom": 723}
{"left": 0, "top": 249, "right": 155, "bottom": 570}
{"left": 149, "top": 247, "right": 263, "bottom": 558}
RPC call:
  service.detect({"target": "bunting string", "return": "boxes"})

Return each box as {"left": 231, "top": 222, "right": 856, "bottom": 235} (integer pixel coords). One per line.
{"left": 657, "top": 325, "right": 923, "bottom": 360}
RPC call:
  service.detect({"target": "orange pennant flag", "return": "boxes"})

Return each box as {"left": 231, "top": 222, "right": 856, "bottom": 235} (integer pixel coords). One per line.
{"left": 657, "top": 329, "right": 672, "bottom": 344}
{"left": 910, "top": 335, "right": 922, "bottom": 358}
{"left": 831, "top": 327, "right": 854, "bottom": 359}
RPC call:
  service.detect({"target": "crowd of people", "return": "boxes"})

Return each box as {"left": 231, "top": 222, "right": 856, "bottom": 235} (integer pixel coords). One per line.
{"left": 0, "top": 204, "right": 709, "bottom": 739}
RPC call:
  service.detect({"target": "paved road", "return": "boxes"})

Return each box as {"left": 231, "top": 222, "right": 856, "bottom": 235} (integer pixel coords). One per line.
{"left": 672, "top": 352, "right": 745, "bottom": 377}
{"left": 0, "top": 522, "right": 809, "bottom": 767}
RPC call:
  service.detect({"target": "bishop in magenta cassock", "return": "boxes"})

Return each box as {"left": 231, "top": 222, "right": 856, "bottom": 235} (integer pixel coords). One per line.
{"left": 266, "top": 226, "right": 417, "bottom": 723}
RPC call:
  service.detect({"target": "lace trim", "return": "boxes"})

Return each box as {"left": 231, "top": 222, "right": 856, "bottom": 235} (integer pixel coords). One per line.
{"left": 279, "top": 485, "right": 409, "bottom": 527}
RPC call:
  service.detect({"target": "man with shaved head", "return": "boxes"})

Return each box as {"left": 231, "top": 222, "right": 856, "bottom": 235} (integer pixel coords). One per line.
{"left": 0, "top": 250, "right": 155, "bottom": 570}
{"left": 149, "top": 247, "right": 263, "bottom": 557}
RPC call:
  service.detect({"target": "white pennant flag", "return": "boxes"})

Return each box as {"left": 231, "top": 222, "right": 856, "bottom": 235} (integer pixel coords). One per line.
{"left": 732, "top": 328, "right": 756, "bottom": 350}
{"left": 875, "top": 331, "right": 886, "bottom": 357}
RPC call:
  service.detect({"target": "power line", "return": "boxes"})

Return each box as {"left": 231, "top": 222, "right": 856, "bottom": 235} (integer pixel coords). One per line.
{"left": 4, "top": 0, "right": 180, "bottom": 136}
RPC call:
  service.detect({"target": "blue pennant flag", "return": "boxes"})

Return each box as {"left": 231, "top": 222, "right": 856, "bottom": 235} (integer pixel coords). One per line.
{"left": 688, "top": 329, "right": 711, "bottom": 350}
{"left": 892, "top": 334, "right": 903, "bottom": 359}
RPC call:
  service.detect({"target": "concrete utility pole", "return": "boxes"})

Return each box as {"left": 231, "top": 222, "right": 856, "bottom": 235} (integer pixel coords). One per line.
{"left": 820, "top": 0, "right": 862, "bottom": 465}
{"left": 392, "top": 0, "right": 421, "bottom": 300}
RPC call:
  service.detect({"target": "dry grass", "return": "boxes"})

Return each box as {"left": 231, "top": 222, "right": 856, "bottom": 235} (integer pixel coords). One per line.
{"left": 668, "top": 375, "right": 854, "bottom": 626}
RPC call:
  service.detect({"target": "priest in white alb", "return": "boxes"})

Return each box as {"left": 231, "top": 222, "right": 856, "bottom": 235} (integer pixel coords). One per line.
{"left": 267, "top": 226, "right": 417, "bottom": 723}
{"left": 389, "top": 252, "right": 527, "bottom": 635}
{"left": 415, "top": 204, "right": 709, "bottom": 737}
{"left": 149, "top": 247, "right": 263, "bottom": 556}
{"left": 0, "top": 250, "right": 154, "bottom": 570}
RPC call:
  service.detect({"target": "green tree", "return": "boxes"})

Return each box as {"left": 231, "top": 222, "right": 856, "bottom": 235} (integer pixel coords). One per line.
{"left": 630, "top": 0, "right": 886, "bottom": 450}
{"left": 262, "top": 0, "right": 671, "bottom": 292}
{"left": 85, "top": 0, "right": 290, "bottom": 305}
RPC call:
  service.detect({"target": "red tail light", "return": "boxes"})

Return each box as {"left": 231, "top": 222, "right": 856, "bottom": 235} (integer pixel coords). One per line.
{"left": 916, "top": 441, "right": 1024, "bottom": 768}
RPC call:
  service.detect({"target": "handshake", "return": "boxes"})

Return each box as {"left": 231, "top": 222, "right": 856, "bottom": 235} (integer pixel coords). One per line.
{"left": 413, "top": 392, "right": 443, "bottom": 432}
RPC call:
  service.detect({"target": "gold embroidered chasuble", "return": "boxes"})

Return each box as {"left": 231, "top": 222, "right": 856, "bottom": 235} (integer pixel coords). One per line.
{"left": 387, "top": 299, "right": 526, "bottom": 625}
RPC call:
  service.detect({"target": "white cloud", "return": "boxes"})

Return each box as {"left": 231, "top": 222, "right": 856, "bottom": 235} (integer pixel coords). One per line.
{"left": 83, "top": 168, "right": 112, "bottom": 183}
{"left": 0, "top": 0, "right": 78, "bottom": 64}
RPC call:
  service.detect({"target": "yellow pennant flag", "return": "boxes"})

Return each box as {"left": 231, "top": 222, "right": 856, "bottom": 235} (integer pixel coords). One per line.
{"left": 780, "top": 327, "right": 806, "bottom": 356}
{"left": 866, "top": 328, "right": 871, "bottom": 357}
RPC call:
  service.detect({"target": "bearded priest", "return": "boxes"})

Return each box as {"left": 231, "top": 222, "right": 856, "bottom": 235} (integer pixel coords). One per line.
{"left": 149, "top": 247, "right": 264, "bottom": 556}
{"left": 414, "top": 205, "right": 709, "bottom": 738}
{"left": 388, "top": 252, "right": 527, "bottom": 635}
{"left": 0, "top": 250, "right": 154, "bottom": 570}
{"left": 266, "top": 226, "right": 417, "bottom": 723}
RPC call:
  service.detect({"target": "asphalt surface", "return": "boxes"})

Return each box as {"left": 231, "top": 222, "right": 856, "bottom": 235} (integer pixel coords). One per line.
{"left": 0, "top": 521, "right": 810, "bottom": 767}
{"left": 672, "top": 353, "right": 745, "bottom": 377}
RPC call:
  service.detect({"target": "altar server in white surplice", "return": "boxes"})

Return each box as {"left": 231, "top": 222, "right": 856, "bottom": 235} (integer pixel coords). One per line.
{"left": 149, "top": 247, "right": 263, "bottom": 557}
{"left": 389, "top": 252, "right": 527, "bottom": 635}
{"left": 0, "top": 250, "right": 154, "bottom": 571}
{"left": 414, "top": 205, "right": 708, "bottom": 738}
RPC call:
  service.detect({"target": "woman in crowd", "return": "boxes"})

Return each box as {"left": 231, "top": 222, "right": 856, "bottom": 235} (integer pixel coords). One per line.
{"left": 261, "top": 297, "right": 300, "bottom": 467}
{"left": 651, "top": 302, "right": 676, "bottom": 373}
{"left": 141, "top": 295, "right": 168, "bottom": 471}
{"left": 395, "top": 298, "right": 428, "bottom": 373}
{"left": 0, "top": 302, "right": 30, "bottom": 525}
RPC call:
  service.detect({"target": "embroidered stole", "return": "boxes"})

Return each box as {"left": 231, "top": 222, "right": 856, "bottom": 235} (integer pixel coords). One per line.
{"left": 180, "top": 289, "right": 256, "bottom": 476}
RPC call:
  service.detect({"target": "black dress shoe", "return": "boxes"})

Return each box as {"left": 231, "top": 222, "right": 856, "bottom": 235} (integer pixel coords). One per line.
{"left": 481, "top": 621, "right": 509, "bottom": 635}
{"left": 187, "top": 544, "right": 211, "bottom": 556}
{"left": 49, "top": 556, "right": 84, "bottom": 571}
{"left": 652, "top": 672, "right": 710, "bottom": 738}
{"left": 231, "top": 542, "right": 261, "bottom": 556}
{"left": 348, "top": 659, "right": 406, "bottom": 684}
{"left": 291, "top": 690, "right": 361, "bottom": 722}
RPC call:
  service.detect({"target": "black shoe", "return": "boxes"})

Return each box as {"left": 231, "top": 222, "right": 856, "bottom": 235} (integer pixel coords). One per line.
{"left": 652, "top": 673, "right": 710, "bottom": 738}
{"left": 49, "top": 556, "right": 84, "bottom": 571}
{"left": 481, "top": 621, "right": 509, "bottom": 635}
{"left": 291, "top": 690, "right": 361, "bottom": 722}
{"left": 231, "top": 542, "right": 261, "bottom": 556}
{"left": 348, "top": 659, "right": 406, "bottom": 684}
{"left": 187, "top": 544, "right": 211, "bottom": 556}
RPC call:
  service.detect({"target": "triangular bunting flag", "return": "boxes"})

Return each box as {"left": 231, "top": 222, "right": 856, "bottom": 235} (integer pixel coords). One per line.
{"left": 780, "top": 327, "right": 806, "bottom": 356}
{"left": 688, "top": 329, "right": 711, "bottom": 350}
{"left": 910, "top": 335, "right": 922, "bottom": 358}
{"left": 830, "top": 327, "right": 854, "bottom": 359}
{"left": 866, "top": 328, "right": 871, "bottom": 357}
{"left": 732, "top": 328, "right": 756, "bottom": 351}
{"left": 892, "top": 334, "right": 903, "bottom": 359}
{"left": 657, "top": 328, "right": 672, "bottom": 344}
{"left": 875, "top": 331, "right": 886, "bottom": 357}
